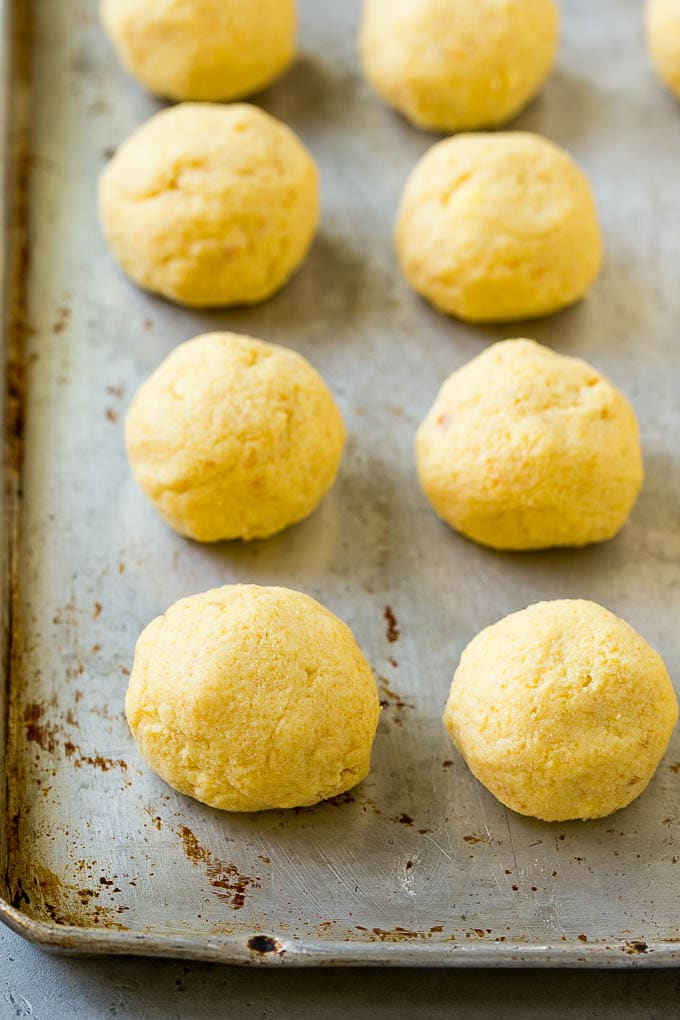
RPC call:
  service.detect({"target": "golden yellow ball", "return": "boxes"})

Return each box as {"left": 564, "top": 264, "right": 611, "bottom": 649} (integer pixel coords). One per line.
{"left": 99, "top": 103, "right": 319, "bottom": 308}
{"left": 647, "top": 0, "right": 680, "bottom": 98}
{"left": 125, "top": 332, "right": 345, "bottom": 542}
{"left": 445, "top": 600, "right": 678, "bottom": 822}
{"left": 415, "top": 339, "right": 643, "bottom": 550}
{"left": 101, "top": 0, "right": 296, "bottom": 102}
{"left": 126, "top": 585, "right": 381, "bottom": 812}
{"left": 395, "top": 132, "right": 603, "bottom": 322}
{"left": 359, "top": 0, "right": 559, "bottom": 132}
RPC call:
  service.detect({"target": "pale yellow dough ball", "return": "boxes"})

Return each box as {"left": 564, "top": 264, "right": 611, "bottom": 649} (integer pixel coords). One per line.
{"left": 125, "top": 332, "right": 345, "bottom": 542}
{"left": 359, "top": 0, "right": 559, "bottom": 132}
{"left": 98, "top": 103, "right": 319, "bottom": 308}
{"left": 444, "top": 600, "right": 678, "bottom": 822}
{"left": 647, "top": 0, "right": 680, "bottom": 98}
{"left": 126, "top": 586, "right": 381, "bottom": 812}
{"left": 101, "top": 0, "right": 296, "bottom": 102}
{"left": 415, "top": 339, "right": 643, "bottom": 550}
{"left": 395, "top": 132, "right": 603, "bottom": 322}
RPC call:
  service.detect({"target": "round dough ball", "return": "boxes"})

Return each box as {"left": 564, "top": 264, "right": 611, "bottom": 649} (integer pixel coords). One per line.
{"left": 101, "top": 0, "right": 296, "bottom": 102}
{"left": 98, "top": 103, "right": 319, "bottom": 308}
{"left": 126, "top": 585, "right": 381, "bottom": 812}
{"left": 647, "top": 0, "right": 680, "bottom": 98}
{"left": 395, "top": 132, "right": 603, "bottom": 322}
{"left": 359, "top": 0, "right": 559, "bottom": 132}
{"left": 444, "top": 600, "right": 678, "bottom": 822}
{"left": 415, "top": 339, "right": 643, "bottom": 550}
{"left": 125, "top": 332, "right": 345, "bottom": 542}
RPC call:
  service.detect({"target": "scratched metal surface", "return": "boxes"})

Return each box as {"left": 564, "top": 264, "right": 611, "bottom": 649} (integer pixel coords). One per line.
{"left": 1, "top": 0, "right": 680, "bottom": 966}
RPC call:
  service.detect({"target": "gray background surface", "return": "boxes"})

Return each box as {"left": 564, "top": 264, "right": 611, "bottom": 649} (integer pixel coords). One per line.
{"left": 2, "top": 922, "right": 680, "bottom": 1019}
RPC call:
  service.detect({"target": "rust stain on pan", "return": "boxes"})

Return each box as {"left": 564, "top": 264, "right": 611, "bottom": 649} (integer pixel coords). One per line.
{"left": 178, "top": 825, "right": 261, "bottom": 910}
{"left": 3, "top": 0, "right": 35, "bottom": 915}
{"left": 23, "top": 702, "right": 61, "bottom": 753}
{"left": 10, "top": 862, "right": 130, "bottom": 930}
{"left": 383, "top": 606, "right": 400, "bottom": 643}
{"left": 378, "top": 678, "right": 413, "bottom": 713}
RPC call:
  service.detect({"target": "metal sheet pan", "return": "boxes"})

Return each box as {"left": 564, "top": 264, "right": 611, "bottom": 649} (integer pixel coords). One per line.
{"left": 2, "top": 0, "right": 680, "bottom": 966}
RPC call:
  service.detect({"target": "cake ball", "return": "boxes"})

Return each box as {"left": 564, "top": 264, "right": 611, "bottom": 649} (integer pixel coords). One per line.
{"left": 99, "top": 103, "right": 319, "bottom": 307}
{"left": 647, "top": 0, "right": 680, "bottom": 98}
{"left": 101, "top": 0, "right": 296, "bottom": 102}
{"left": 126, "top": 586, "right": 381, "bottom": 812}
{"left": 395, "top": 132, "right": 603, "bottom": 322}
{"left": 444, "top": 600, "right": 678, "bottom": 822}
{"left": 359, "top": 0, "right": 559, "bottom": 132}
{"left": 125, "top": 332, "right": 345, "bottom": 542}
{"left": 415, "top": 339, "right": 643, "bottom": 550}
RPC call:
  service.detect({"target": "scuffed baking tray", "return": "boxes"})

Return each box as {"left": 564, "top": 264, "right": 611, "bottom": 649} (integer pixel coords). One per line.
{"left": 2, "top": 0, "right": 680, "bottom": 965}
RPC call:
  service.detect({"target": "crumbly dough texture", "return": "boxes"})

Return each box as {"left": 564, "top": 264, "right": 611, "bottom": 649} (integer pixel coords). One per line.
{"left": 395, "top": 132, "right": 603, "bottom": 322}
{"left": 415, "top": 339, "right": 642, "bottom": 550}
{"left": 125, "top": 332, "right": 346, "bottom": 542}
{"left": 445, "top": 600, "right": 678, "bottom": 822}
{"left": 101, "top": 0, "right": 296, "bottom": 102}
{"left": 126, "top": 586, "right": 381, "bottom": 812}
{"left": 647, "top": 0, "right": 680, "bottom": 97}
{"left": 359, "top": 0, "right": 558, "bottom": 132}
{"left": 98, "top": 103, "right": 319, "bottom": 308}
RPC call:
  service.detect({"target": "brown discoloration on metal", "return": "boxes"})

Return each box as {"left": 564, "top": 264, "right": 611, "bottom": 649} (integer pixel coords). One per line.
{"left": 378, "top": 678, "right": 414, "bottom": 715}
{"left": 623, "top": 940, "right": 649, "bottom": 955}
{"left": 73, "top": 754, "right": 127, "bottom": 773}
{"left": 51, "top": 303, "right": 70, "bottom": 334}
{"left": 23, "top": 702, "right": 61, "bottom": 753}
{"left": 3, "top": 0, "right": 35, "bottom": 920}
{"left": 247, "top": 934, "right": 283, "bottom": 955}
{"left": 178, "top": 826, "right": 261, "bottom": 910}
{"left": 383, "top": 606, "right": 399, "bottom": 643}
{"left": 355, "top": 926, "right": 437, "bottom": 943}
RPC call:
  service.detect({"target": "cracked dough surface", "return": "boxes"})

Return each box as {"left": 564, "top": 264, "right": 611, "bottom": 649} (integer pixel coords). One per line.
{"left": 125, "top": 331, "right": 345, "bottom": 542}
{"left": 647, "top": 0, "right": 680, "bottom": 97}
{"left": 415, "top": 339, "right": 643, "bottom": 550}
{"left": 98, "top": 103, "right": 319, "bottom": 308}
{"left": 395, "top": 132, "right": 603, "bottom": 322}
{"left": 101, "top": 0, "right": 296, "bottom": 101}
{"left": 444, "top": 600, "right": 678, "bottom": 822}
{"left": 126, "top": 585, "right": 381, "bottom": 812}
{"left": 359, "top": 0, "right": 558, "bottom": 132}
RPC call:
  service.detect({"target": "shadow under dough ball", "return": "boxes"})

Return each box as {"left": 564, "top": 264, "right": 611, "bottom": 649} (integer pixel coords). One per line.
{"left": 100, "top": 0, "right": 297, "bottom": 102}
{"left": 395, "top": 131, "right": 603, "bottom": 322}
{"left": 415, "top": 339, "right": 643, "bottom": 550}
{"left": 126, "top": 585, "right": 381, "bottom": 812}
{"left": 125, "top": 332, "right": 346, "bottom": 542}
{"left": 444, "top": 600, "right": 678, "bottom": 822}
{"left": 98, "top": 103, "right": 319, "bottom": 308}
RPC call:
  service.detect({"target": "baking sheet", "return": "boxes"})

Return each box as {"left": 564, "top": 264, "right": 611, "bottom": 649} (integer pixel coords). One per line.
{"left": 2, "top": 0, "right": 680, "bottom": 965}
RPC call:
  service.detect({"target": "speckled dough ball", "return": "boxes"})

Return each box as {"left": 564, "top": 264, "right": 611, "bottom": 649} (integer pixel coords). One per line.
{"left": 101, "top": 0, "right": 296, "bottom": 102}
{"left": 647, "top": 0, "right": 680, "bottom": 97}
{"left": 126, "top": 586, "right": 381, "bottom": 812}
{"left": 395, "top": 132, "right": 603, "bottom": 322}
{"left": 125, "top": 332, "right": 345, "bottom": 542}
{"left": 415, "top": 340, "right": 643, "bottom": 550}
{"left": 444, "top": 600, "right": 678, "bottom": 822}
{"left": 358, "top": 0, "right": 559, "bottom": 132}
{"left": 98, "top": 103, "right": 319, "bottom": 308}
